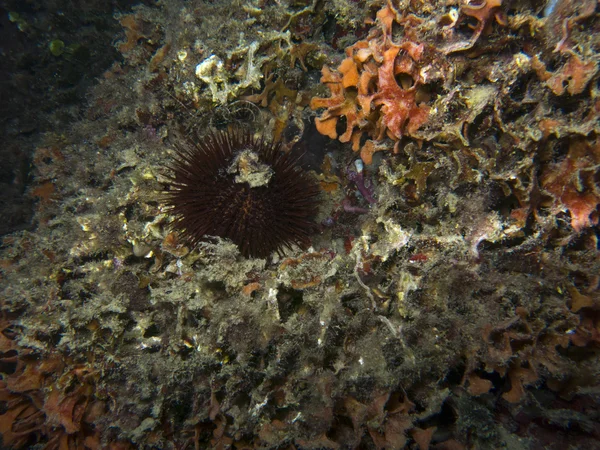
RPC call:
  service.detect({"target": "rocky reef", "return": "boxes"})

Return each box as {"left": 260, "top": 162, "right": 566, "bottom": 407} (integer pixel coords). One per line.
{"left": 1, "top": 0, "right": 599, "bottom": 448}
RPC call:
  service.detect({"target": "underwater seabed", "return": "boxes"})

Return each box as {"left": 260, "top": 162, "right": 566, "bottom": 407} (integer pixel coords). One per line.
{"left": 1, "top": 0, "right": 599, "bottom": 448}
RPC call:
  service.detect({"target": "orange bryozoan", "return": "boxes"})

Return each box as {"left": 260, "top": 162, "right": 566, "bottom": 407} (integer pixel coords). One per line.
{"left": 310, "top": 4, "right": 432, "bottom": 164}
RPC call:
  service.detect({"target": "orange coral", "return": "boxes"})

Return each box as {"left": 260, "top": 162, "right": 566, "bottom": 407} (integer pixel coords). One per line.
{"left": 117, "top": 15, "right": 143, "bottom": 54}
{"left": 0, "top": 334, "right": 47, "bottom": 447}
{"left": 441, "top": 0, "right": 507, "bottom": 53}
{"left": 373, "top": 44, "right": 430, "bottom": 141}
{"left": 339, "top": 390, "right": 414, "bottom": 448}
{"left": 289, "top": 42, "right": 318, "bottom": 71}
{"left": 0, "top": 318, "right": 114, "bottom": 449}
{"left": 568, "top": 285, "right": 600, "bottom": 348}
{"left": 243, "top": 72, "right": 304, "bottom": 148}
{"left": 310, "top": 4, "right": 432, "bottom": 164}
{"left": 462, "top": 0, "right": 506, "bottom": 37}
{"left": 31, "top": 182, "right": 56, "bottom": 204}
{"left": 311, "top": 66, "right": 362, "bottom": 143}
{"left": 540, "top": 138, "right": 600, "bottom": 232}
{"left": 532, "top": 54, "right": 599, "bottom": 96}
{"left": 475, "top": 304, "right": 574, "bottom": 402}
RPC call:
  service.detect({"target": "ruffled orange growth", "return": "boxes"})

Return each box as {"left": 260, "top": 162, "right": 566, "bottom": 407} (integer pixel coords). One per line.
{"left": 0, "top": 320, "right": 49, "bottom": 447}
{"left": 149, "top": 43, "right": 171, "bottom": 73}
{"left": 541, "top": 138, "right": 600, "bottom": 232}
{"left": 533, "top": 55, "right": 598, "bottom": 96}
{"left": 360, "top": 140, "right": 389, "bottom": 166}
{"left": 537, "top": 118, "right": 562, "bottom": 139}
{"left": 312, "top": 66, "right": 363, "bottom": 143}
{"left": 462, "top": 0, "right": 506, "bottom": 30}
{"left": 373, "top": 46, "right": 430, "bottom": 141}
{"left": 310, "top": 5, "right": 432, "bottom": 164}
{"left": 0, "top": 385, "right": 46, "bottom": 447}
{"left": 341, "top": 391, "right": 414, "bottom": 449}
{"left": 0, "top": 319, "right": 110, "bottom": 449}
{"left": 31, "top": 182, "right": 56, "bottom": 204}
{"left": 242, "top": 72, "right": 301, "bottom": 146}
{"left": 568, "top": 285, "right": 600, "bottom": 348}
{"left": 242, "top": 281, "right": 261, "bottom": 297}
{"left": 502, "top": 362, "right": 539, "bottom": 403}
{"left": 411, "top": 426, "right": 437, "bottom": 450}
{"left": 568, "top": 285, "right": 597, "bottom": 313}
{"left": 479, "top": 306, "right": 572, "bottom": 403}
{"left": 243, "top": 73, "right": 297, "bottom": 109}
{"left": 162, "top": 232, "right": 190, "bottom": 258}
{"left": 465, "top": 373, "right": 493, "bottom": 395}
{"left": 279, "top": 251, "right": 333, "bottom": 289}
{"left": 441, "top": 0, "right": 506, "bottom": 53}
{"left": 43, "top": 366, "right": 100, "bottom": 434}
{"left": 290, "top": 43, "right": 318, "bottom": 72}
{"left": 570, "top": 315, "right": 600, "bottom": 347}
{"left": 118, "top": 15, "right": 143, "bottom": 54}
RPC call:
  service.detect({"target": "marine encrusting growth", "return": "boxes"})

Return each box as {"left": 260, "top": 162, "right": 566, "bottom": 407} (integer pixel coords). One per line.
{"left": 2, "top": 0, "right": 600, "bottom": 448}
{"left": 164, "top": 129, "right": 321, "bottom": 258}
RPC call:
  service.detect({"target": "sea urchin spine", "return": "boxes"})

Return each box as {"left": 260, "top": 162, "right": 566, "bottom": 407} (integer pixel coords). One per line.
{"left": 164, "top": 129, "right": 321, "bottom": 259}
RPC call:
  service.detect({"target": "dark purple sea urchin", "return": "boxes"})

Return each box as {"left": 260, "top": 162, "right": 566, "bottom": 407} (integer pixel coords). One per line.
{"left": 164, "top": 129, "right": 321, "bottom": 259}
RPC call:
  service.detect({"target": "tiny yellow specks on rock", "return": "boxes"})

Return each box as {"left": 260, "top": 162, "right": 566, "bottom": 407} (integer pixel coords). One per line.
{"left": 142, "top": 168, "right": 155, "bottom": 180}
{"left": 77, "top": 217, "right": 92, "bottom": 232}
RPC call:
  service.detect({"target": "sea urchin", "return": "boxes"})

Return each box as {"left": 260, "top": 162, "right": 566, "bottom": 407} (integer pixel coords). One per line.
{"left": 164, "top": 129, "right": 321, "bottom": 259}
